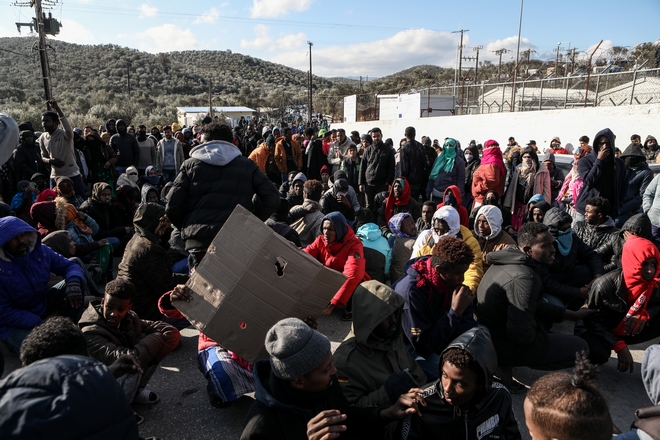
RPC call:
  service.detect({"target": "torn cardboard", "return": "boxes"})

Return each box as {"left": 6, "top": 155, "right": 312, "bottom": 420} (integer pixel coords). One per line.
{"left": 176, "top": 204, "right": 347, "bottom": 363}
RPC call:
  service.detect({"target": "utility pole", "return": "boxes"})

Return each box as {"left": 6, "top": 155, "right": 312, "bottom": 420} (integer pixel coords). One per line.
{"left": 208, "top": 78, "right": 213, "bottom": 119}
{"left": 473, "top": 46, "right": 483, "bottom": 83}
{"left": 307, "top": 41, "right": 313, "bottom": 124}
{"left": 492, "top": 49, "right": 510, "bottom": 80}
{"left": 126, "top": 61, "right": 132, "bottom": 100}
{"left": 452, "top": 29, "right": 468, "bottom": 99}
{"left": 554, "top": 42, "right": 569, "bottom": 78}
{"left": 520, "top": 49, "right": 536, "bottom": 76}
{"left": 568, "top": 47, "right": 578, "bottom": 74}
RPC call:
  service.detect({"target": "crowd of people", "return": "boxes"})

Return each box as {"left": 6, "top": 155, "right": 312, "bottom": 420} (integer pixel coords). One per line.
{"left": 0, "top": 100, "right": 660, "bottom": 440}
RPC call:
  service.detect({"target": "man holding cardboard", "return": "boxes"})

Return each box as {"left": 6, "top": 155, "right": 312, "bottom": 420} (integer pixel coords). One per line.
{"left": 166, "top": 122, "right": 280, "bottom": 266}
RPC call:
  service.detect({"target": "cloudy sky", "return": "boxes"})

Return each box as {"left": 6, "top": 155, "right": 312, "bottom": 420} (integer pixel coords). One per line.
{"left": 1, "top": 0, "right": 658, "bottom": 78}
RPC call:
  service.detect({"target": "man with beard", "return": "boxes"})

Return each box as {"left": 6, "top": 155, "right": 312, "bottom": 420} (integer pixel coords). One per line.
{"left": 109, "top": 119, "right": 140, "bottom": 174}
{"left": 0, "top": 216, "right": 85, "bottom": 352}
{"left": 156, "top": 126, "right": 185, "bottom": 184}
{"left": 101, "top": 119, "right": 116, "bottom": 146}
{"left": 13, "top": 130, "right": 49, "bottom": 181}
{"left": 135, "top": 125, "right": 157, "bottom": 176}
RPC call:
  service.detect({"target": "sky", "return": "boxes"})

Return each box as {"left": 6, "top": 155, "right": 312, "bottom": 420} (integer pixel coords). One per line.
{"left": 0, "top": 0, "right": 658, "bottom": 78}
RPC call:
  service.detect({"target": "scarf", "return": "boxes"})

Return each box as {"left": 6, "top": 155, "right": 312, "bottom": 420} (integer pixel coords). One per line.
{"left": 64, "top": 203, "right": 93, "bottom": 235}
{"left": 480, "top": 147, "right": 506, "bottom": 178}
{"left": 412, "top": 257, "right": 452, "bottom": 311}
{"left": 384, "top": 177, "right": 411, "bottom": 223}
{"left": 613, "top": 236, "right": 660, "bottom": 335}
{"left": 92, "top": 182, "right": 111, "bottom": 203}
{"left": 145, "top": 165, "right": 160, "bottom": 186}
{"left": 555, "top": 228, "right": 573, "bottom": 256}
{"left": 388, "top": 212, "right": 413, "bottom": 238}
{"left": 429, "top": 138, "right": 457, "bottom": 180}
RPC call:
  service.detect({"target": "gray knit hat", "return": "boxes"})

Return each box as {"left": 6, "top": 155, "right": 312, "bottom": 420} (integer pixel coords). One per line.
{"left": 265, "top": 318, "right": 331, "bottom": 380}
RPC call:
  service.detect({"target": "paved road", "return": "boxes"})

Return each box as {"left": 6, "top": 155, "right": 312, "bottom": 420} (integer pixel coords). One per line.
{"left": 0, "top": 312, "right": 653, "bottom": 439}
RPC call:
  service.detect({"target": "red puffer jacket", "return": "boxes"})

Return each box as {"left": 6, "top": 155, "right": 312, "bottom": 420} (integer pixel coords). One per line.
{"left": 304, "top": 227, "right": 369, "bottom": 306}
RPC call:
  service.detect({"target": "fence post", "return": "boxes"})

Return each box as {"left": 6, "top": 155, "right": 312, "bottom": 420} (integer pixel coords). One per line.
{"left": 521, "top": 80, "right": 525, "bottom": 112}
{"left": 539, "top": 78, "right": 543, "bottom": 111}
{"left": 629, "top": 70, "right": 638, "bottom": 105}
{"left": 594, "top": 73, "right": 602, "bottom": 107}
{"left": 501, "top": 83, "right": 506, "bottom": 113}
{"left": 480, "top": 83, "right": 485, "bottom": 114}
{"left": 564, "top": 75, "right": 570, "bottom": 108}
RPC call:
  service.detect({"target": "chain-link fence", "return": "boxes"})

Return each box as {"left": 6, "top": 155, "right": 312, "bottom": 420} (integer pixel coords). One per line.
{"left": 443, "top": 68, "right": 660, "bottom": 115}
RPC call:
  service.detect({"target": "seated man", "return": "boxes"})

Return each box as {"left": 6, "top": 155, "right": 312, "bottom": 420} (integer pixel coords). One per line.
{"left": 0, "top": 316, "right": 140, "bottom": 439}
{"left": 573, "top": 197, "right": 619, "bottom": 270}
{"left": 473, "top": 205, "right": 517, "bottom": 273}
{"left": 385, "top": 327, "right": 521, "bottom": 440}
{"left": 416, "top": 201, "right": 436, "bottom": 233}
{"left": 476, "top": 222, "right": 592, "bottom": 390}
{"left": 0, "top": 216, "right": 84, "bottom": 352}
{"left": 334, "top": 281, "right": 427, "bottom": 407}
{"left": 393, "top": 236, "right": 478, "bottom": 381}
{"left": 541, "top": 208, "right": 604, "bottom": 310}
{"left": 241, "top": 318, "right": 423, "bottom": 440}
{"left": 78, "top": 279, "right": 180, "bottom": 405}
{"left": 288, "top": 179, "right": 325, "bottom": 247}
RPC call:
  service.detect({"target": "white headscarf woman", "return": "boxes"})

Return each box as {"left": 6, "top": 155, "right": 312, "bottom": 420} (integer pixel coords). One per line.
{"left": 412, "top": 205, "right": 460, "bottom": 257}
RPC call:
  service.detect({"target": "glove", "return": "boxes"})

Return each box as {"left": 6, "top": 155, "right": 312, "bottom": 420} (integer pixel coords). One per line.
{"left": 65, "top": 282, "right": 83, "bottom": 304}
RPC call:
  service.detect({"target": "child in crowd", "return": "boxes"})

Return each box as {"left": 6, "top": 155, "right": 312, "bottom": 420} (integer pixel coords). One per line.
{"left": 78, "top": 279, "right": 180, "bottom": 405}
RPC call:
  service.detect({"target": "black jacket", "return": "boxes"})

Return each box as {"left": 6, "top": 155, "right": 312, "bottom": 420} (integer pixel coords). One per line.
{"left": 597, "top": 213, "right": 655, "bottom": 272}
{"left": 401, "top": 140, "right": 426, "bottom": 186}
{"left": 12, "top": 142, "right": 49, "bottom": 181}
{"left": 79, "top": 198, "right": 129, "bottom": 241}
{"left": 109, "top": 133, "right": 140, "bottom": 168}
{"left": 463, "top": 145, "right": 481, "bottom": 202}
{"left": 0, "top": 355, "right": 139, "bottom": 439}
{"left": 621, "top": 162, "right": 653, "bottom": 218}
{"left": 166, "top": 140, "right": 280, "bottom": 251}
{"left": 359, "top": 142, "right": 395, "bottom": 187}
{"left": 476, "top": 247, "right": 565, "bottom": 367}
{"left": 387, "top": 327, "right": 521, "bottom": 440}
{"left": 241, "top": 360, "right": 384, "bottom": 440}
{"left": 573, "top": 218, "right": 619, "bottom": 268}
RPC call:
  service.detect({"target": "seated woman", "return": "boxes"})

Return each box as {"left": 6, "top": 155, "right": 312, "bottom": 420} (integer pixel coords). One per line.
{"left": 139, "top": 166, "right": 164, "bottom": 193}
{"left": 412, "top": 206, "right": 483, "bottom": 295}
{"left": 526, "top": 200, "right": 552, "bottom": 224}
{"left": 79, "top": 182, "right": 132, "bottom": 252}
{"left": 377, "top": 177, "right": 421, "bottom": 237}
{"left": 42, "top": 230, "right": 104, "bottom": 298}
{"left": 140, "top": 184, "right": 161, "bottom": 206}
{"left": 37, "top": 189, "right": 57, "bottom": 203}
{"left": 30, "top": 200, "right": 57, "bottom": 237}
{"left": 112, "top": 185, "right": 140, "bottom": 228}
{"left": 578, "top": 235, "right": 660, "bottom": 373}
{"left": 388, "top": 212, "right": 418, "bottom": 283}
{"left": 473, "top": 205, "right": 517, "bottom": 273}
{"left": 54, "top": 176, "right": 84, "bottom": 208}
{"left": 304, "top": 211, "right": 369, "bottom": 320}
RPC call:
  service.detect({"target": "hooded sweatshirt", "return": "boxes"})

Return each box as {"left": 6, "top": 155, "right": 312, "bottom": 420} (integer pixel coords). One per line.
{"left": 357, "top": 223, "right": 392, "bottom": 276}
{"left": 436, "top": 185, "right": 468, "bottom": 227}
{"left": 391, "top": 327, "right": 521, "bottom": 440}
{"left": 333, "top": 281, "right": 427, "bottom": 407}
{"left": 643, "top": 135, "right": 659, "bottom": 162}
{"left": 473, "top": 205, "right": 517, "bottom": 271}
{"left": 0, "top": 217, "right": 83, "bottom": 339}
{"left": 619, "top": 143, "right": 653, "bottom": 219}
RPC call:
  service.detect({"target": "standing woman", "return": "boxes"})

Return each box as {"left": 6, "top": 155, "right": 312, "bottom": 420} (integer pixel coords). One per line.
{"left": 462, "top": 143, "right": 481, "bottom": 210}
{"left": 472, "top": 139, "right": 506, "bottom": 207}
{"left": 503, "top": 147, "right": 551, "bottom": 230}
{"left": 426, "top": 138, "right": 465, "bottom": 203}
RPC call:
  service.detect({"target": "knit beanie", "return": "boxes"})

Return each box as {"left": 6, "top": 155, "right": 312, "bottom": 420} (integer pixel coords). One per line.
{"left": 265, "top": 318, "right": 330, "bottom": 380}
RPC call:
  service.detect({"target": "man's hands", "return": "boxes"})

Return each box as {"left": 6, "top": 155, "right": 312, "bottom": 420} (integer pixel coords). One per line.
{"left": 359, "top": 184, "right": 365, "bottom": 193}
{"left": 624, "top": 315, "right": 646, "bottom": 336}
{"left": 617, "top": 347, "right": 634, "bottom": 373}
{"left": 579, "top": 286, "right": 590, "bottom": 299}
{"left": 65, "top": 282, "right": 83, "bottom": 309}
{"left": 321, "top": 303, "right": 336, "bottom": 316}
{"left": 564, "top": 306, "right": 597, "bottom": 321}
{"left": 306, "top": 410, "right": 347, "bottom": 440}
{"left": 107, "top": 354, "right": 143, "bottom": 378}
{"left": 170, "top": 284, "right": 193, "bottom": 304}
{"left": 49, "top": 157, "right": 66, "bottom": 167}
{"left": 337, "top": 194, "right": 351, "bottom": 208}
{"left": 47, "top": 99, "right": 63, "bottom": 116}
{"left": 597, "top": 146, "right": 610, "bottom": 161}
{"left": 450, "top": 285, "right": 473, "bottom": 316}
{"left": 380, "top": 388, "right": 426, "bottom": 421}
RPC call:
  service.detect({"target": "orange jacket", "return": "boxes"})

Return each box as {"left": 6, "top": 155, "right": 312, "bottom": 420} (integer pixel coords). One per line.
{"left": 274, "top": 138, "right": 302, "bottom": 174}
{"left": 248, "top": 142, "right": 269, "bottom": 174}
{"left": 472, "top": 163, "right": 505, "bottom": 204}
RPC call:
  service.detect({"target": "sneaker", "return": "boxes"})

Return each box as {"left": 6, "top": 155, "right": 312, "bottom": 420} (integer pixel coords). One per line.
{"left": 133, "top": 389, "right": 160, "bottom": 405}
{"left": 341, "top": 310, "right": 353, "bottom": 321}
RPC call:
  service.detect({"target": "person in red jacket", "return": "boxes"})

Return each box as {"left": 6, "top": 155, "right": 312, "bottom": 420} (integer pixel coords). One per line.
{"left": 472, "top": 139, "right": 506, "bottom": 207}
{"left": 436, "top": 185, "right": 468, "bottom": 227}
{"left": 304, "top": 211, "right": 369, "bottom": 320}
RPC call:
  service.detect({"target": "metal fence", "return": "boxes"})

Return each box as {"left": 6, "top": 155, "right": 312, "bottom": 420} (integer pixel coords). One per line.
{"left": 440, "top": 68, "right": 660, "bottom": 115}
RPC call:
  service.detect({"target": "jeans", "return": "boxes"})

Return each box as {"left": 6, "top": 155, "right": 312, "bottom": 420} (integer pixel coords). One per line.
{"left": 106, "top": 237, "right": 121, "bottom": 250}
{"left": 162, "top": 169, "right": 177, "bottom": 183}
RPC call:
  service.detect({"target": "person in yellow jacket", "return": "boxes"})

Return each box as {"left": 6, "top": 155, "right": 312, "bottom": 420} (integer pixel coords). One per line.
{"left": 411, "top": 205, "right": 484, "bottom": 294}
{"left": 274, "top": 127, "right": 302, "bottom": 182}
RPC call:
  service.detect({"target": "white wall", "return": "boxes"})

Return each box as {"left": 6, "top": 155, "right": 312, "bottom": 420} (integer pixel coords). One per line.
{"left": 335, "top": 103, "right": 660, "bottom": 150}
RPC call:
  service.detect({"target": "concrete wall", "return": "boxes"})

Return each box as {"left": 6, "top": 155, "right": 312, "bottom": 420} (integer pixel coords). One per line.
{"left": 334, "top": 103, "right": 660, "bottom": 150}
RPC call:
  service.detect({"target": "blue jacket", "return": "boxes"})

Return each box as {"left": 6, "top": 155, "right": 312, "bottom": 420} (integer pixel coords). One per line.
{"left": 0, "top": 217, "right": 84, "bottom": 340}
{"left": 356, "top": 223, "right": 392, "bottom": 275}
{"left": 0, "top": 355, "right": 139, "bottom": 439}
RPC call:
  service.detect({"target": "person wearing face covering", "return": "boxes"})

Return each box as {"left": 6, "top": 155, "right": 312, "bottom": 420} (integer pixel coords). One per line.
{"left": 412, "top": 206, "right": 483, "bottom": 295}
{"left": 540, "top": 208, "right": 605, "bottom": 311}
{"left": 116, "top": 165, "right": 139, "bottom": 188}
{"left": 435, "top": 185, "right": 468, "bottom": 227}
{"left": 577, "top": 236, "right": 660, "bottom": 373}
{"left": 462, "top": 144, "right": 481, "bottom": 210}
{"left": 473, "top": 205, "right": 517, "bottom": 272}
{"left": 502, "top": 147, "right": 551, "bottom": 230}
{"left": 467, "top": 190, "right": 512, "bottom": 231}
{"left": 575, "top": 128, "right": 628, "bottom": 223}
{"left": 426, "top": 138, "right": 465, "bottom": 203}
{"left": 471, "top": 140, "right": 506, "bottom": 207}
{"left": 616, "top": 143, "right": 653, "bottom": 228}
{"left": 303, "top": 212, "right": 368, "bottom": 318}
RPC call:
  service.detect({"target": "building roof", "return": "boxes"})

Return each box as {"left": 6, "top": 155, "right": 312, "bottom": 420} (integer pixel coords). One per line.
{"left": 177, "top": 106, "right": 256, "bottom": 113}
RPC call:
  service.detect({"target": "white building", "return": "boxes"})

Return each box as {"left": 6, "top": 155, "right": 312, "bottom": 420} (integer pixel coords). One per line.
{"left": 177, "top": 106, "right": 256, "bottom": 127}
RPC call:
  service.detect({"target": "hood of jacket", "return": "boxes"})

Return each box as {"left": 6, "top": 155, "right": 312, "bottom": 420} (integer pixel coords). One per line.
{"left": 621, "top": 143, "right": 646, "bottom": 159}
{"left": 140, "top": 184, "right": 159, "bottom": 206}
{"left": 356, "top": 222, "right": 384, "bottom": 242}
{"left": 189, "top": 140, "right": 241, "bottom": 166}
{"left": 593, "top": 128, "right": 616, "bottom": 155}
{"left": 0, "top": 217, "right": 39, "bottom": 262}
{"left": 486, "top": 245, "right": 535, "bottom": 268}
{"left": 133, "top": 202, "right": 165, "bottom": 242}
{"left": 442, "top": 185, "right": 463, "bottom": 207}
{"left": 350, "top": 280, "right": 405, "bottom": 349}
{"left": 473, "top": 205, "right": 502, "bottom": 240}
{"left": 644, "top": 135, "right": 658, "bottom": 149}
{"left": 323, "top": 211, "right": 348, "bottom": 242}
{"left": 441, "top": 326, "right": 497, "bottom": 389}
{"left": 621, "top": 213, "right": 653, "bottom": 240}
{"left": 541, "top": 152, "right": 556, "bottom": 165}
{"left": 543, "top": 207, "right": 573, "bottom": 230}
{"left": 292, "top": 172, "right": 307, "bottom": 185}
{"left": 42, "top": 230, "right": 72, "bottom": 258}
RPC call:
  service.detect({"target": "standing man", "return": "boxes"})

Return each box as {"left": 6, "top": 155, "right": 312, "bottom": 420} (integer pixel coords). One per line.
{"left": 274, "top": 127, "right": 302, "bottom": 184}
{"left": 135, "top": 125, "right": 157, "bottom": 176}
{"left": 359, "top": 127, "right": 395, "bottom": 209}
{"left": 13, "top": 130, "right": 49, "bottom": 181}
{"left": 110, "top": 119, "right": 140, "bottom": 175}
{"left": 327, "top": 128, "right": 355, "bottom": 174}
{"left": 401, "top": 126, "right": 426, "bottom": 200}
{"left": 100, "top": 119, "right": 116, "bottom": 146}
{"left": 156, "top": 125, "right": 185, "bottom": 183}
{"left": 38, "top": 100, "right": 85, "bottom": 197}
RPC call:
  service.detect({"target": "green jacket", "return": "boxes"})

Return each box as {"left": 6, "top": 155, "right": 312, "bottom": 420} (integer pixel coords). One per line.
{"left": 333, "top": 281, "right": 427, "bottom": 407}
